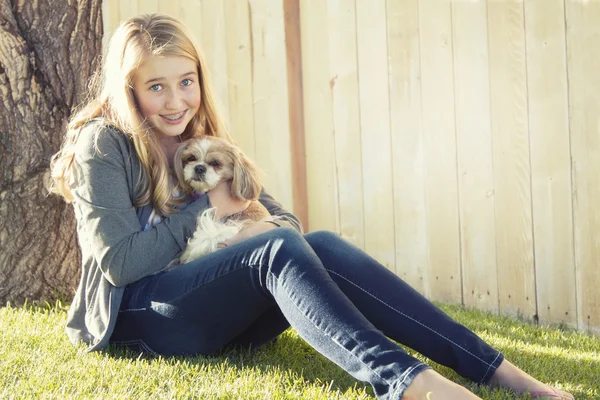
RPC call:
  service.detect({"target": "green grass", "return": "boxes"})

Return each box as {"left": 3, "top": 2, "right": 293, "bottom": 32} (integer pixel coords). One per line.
{"left": 1, "top": 301, "right": 598, "bottom": 399}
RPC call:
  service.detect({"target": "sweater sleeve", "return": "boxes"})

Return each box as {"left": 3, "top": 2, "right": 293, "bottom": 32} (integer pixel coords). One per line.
{"left": 258, "top": 190, "right": 303, "bottom": 233}
{"left": 71, "top": 124, "right": 210, "bottom": 287}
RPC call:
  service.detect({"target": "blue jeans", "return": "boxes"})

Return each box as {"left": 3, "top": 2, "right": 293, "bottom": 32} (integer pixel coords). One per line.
{"left": 110, "top": 228, "right": 503, "bottom": 399}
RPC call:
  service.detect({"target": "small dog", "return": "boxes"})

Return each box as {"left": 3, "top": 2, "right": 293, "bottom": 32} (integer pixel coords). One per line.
{"left": 173, "top": 136, "right": 272, "bottom": 264}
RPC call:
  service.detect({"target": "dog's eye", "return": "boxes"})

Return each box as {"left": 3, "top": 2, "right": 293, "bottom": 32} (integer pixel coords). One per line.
{"left": 208, "top": 160, "right": 221, "bottom": 168}
{"left": 185, "top": 155, "right": 197, "bottom": 163}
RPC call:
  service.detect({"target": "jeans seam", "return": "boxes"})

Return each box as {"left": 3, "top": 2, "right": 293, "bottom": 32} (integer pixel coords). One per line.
{"left": 119, "top": 307, "right": 147, "bottom": 312}
{"left": 267, "top": 268, "right": 394, "bottom": 388}
{"left": 479, "top": 351, "right": 502, "bottom": 383}
{"left": 326, "top": 268, "right": 501, "bottom": 377}
{"left": 391, "top": 362, "right": 428, "bottom": 399}
{"left": 398, "top": 362, "right": 426, "bottom": 387}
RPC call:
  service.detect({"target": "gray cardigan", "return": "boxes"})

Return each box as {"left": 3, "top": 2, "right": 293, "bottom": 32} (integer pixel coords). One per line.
{"left": 66, "top": 121, "right": 301, "bottom": 352}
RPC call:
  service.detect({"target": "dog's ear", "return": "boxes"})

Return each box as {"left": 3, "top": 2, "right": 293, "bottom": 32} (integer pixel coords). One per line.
{"left": 229, "top": 147, "right": 263, "bottom": 200}
{"left": 173, "top": 142, "right": 194, "bottom": 194}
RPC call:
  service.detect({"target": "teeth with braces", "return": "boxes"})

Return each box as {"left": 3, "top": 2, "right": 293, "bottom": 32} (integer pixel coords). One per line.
{"left": 163, "top": 111, "right": 185, "bottom": 120}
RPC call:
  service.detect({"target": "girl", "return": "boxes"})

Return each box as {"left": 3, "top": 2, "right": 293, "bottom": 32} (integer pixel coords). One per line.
{"left": 50, "top": 13, "right": 572, "bottom": 400}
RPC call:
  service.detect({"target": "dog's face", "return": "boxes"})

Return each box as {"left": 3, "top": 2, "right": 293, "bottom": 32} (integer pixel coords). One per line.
{"left": 173, "top": 136, "right": 262, "bottom": 200}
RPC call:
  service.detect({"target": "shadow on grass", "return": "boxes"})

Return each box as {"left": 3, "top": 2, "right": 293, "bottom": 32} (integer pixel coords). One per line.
{"left": 102, "top": 319, "right": 599, "bottom": 400}
{"left": 103, "top": 330, "right": 374, "bottom": 397}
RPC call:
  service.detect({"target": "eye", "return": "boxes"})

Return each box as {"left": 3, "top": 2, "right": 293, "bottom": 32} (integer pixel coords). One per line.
{"left": 181, "top": 78, "right": 193, "bottom": 87}
{"left": 185, "top": 155, "right": 197, "bottom": 163}
{"left": 208, "top": 160, "right": 221, "bottom": 168}
{"left": 150, "top": 84, "right": 162, "bottom": 92}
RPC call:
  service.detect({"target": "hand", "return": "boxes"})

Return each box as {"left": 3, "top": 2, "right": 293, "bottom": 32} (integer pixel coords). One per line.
{"left": 206, "top": 180, "right": 251, "bottom": 219}
{"left": 218, "top": 221, "right": 278, "bottom": 248}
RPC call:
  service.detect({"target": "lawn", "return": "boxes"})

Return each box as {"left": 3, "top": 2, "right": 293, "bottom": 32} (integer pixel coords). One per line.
{"left": 1, "top": 301, "right": 598, "bottom": 399}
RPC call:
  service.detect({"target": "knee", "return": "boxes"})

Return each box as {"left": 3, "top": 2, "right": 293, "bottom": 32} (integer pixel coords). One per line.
{"left": 303, "top": 230, "right": 342, "bottom": 248}
{"left": 263, "top": 226, "right": 307, "bottom": 249}
{"left": 258, "top": 227, "right": 314, "bottom": 267}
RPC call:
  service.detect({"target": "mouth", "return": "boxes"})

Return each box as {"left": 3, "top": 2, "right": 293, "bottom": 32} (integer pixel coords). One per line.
{"left": 160, "top": 110, "right": 187, "bottom": 124}
{"left": 188, "top": 177, "right": 212, "bottom": 193}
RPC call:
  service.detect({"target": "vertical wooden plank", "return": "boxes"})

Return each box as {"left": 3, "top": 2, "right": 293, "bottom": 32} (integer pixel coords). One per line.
{"left": 138, "top": 0, "right": 158, "bottom": 15}
{"left": 386, "top": 0, "right": 428, "bottom": 294}
{"left": 525, "top": 0, "right": 577, "bottom": 327}
{"left": 565, "top": 1, "right": 600, "bottom": 333}
{"left": 249, "top": 0, "right": 294, "bottom": 211}
{"left": 299, "top": 0, "right": 337, "bottom": 233}
{"left": 418, "top": 0, "right": 461, "bottom": 303}
{"left": 200, "top": 0, "right": 230, "bottom": 121}
{"left": 181, "top": 0, "right": 202, "bottom": 50}
{"left": 284, "top": 0, "right": 309, "bottom": 231}
{"left": 487, "top": 0, "right": 536, "bottom": 318}
{"left": 224, "top": 0, "right": 256, "bottom": 156}
{"left": 355, "top": 0, "right": 395, "bottom": 270}
{"left": 452, "top": 1, "right": 498, "bottom": 312}
{"left": 119, "top": 0, "right": 139, "bottom": 21}
{"left": 158, "top": 0, "right": 181, "bottom": 17}
{"left": 102, "top": 0, "right": 121, "bottom": 48}
{"left": 328, "top": 0, "right": 364, "bottom": 245}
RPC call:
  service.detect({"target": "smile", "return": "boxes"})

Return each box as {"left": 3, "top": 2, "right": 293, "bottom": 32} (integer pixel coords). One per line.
{"left": 161, "top": 110, "right": 186, "bottom": 124}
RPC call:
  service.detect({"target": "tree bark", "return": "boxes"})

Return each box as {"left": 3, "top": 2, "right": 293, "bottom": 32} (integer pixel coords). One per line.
{"left": 0, "top": 0, "right": 103, "bottom": 305}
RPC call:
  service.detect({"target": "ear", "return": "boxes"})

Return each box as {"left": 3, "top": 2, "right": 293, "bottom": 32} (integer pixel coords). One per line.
{"left": 229, "top": 147, "right": 263, "bottom": 200}
{"left": 173, "top": 143, "right": 193, "bottom": 194}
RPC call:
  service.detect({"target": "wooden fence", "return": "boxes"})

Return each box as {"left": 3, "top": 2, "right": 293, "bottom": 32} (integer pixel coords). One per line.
{"left": 103, "top": 0, "right": 600, "bottom": 334}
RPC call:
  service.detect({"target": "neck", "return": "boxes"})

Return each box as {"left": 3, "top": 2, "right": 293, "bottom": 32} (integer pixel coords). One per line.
{"left": 160, "top": 135, "right": 182, "bottom": 167}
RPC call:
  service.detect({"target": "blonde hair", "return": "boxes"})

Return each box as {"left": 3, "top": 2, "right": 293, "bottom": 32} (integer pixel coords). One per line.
{"left": 50, "top": 13, "right": 232, "bottom": 215}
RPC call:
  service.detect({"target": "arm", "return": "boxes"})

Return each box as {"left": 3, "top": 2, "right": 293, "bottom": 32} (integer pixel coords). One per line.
{"left": 71, "top": 124, "right": 210, "bottom": 287}
{"left": 258, "top": 190, "right": 303, "bottom": 233}
{"left": 219, "top": 189, "right": 304, "bottom": 247}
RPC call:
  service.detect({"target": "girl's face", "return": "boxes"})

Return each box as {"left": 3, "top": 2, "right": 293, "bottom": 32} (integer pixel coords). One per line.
{"left": 132, "top": 54, "right": 201, "bottom": 139}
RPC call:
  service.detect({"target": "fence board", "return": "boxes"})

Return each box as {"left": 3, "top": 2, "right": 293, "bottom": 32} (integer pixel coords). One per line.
{"left": 488, "top": 0, "right": 536, "bottom": 318}
{"left": 283, "top": 0, "right": 309, "bottom": 230}
{"left": 157, "top": 0, "right": 180, "bottom": 15}
{"left": 224, "top": 0, "right": 256, "bottom": 158}
{"left": 299, "top": 0, "right": 338, "bottom": 234}
{"left": 249, "top": 0, "right": 294, "bottom": 211}
{"left": 418, "top": 0, "right": 461, "bottom": 303}
{"left": 137, "top": 0, "right": 158, "bottom": 15}
{"left": 386, "top": 0, "right": 428, "bottom": 295}
{"left": 525, "top": 0, "right": 576, "bottom": 327}
{"left": 119, "top": 0, "right": 138, "bottom": 21}
{"left": 565, "top": 1, "right": 600, "bottom": 333}
{"left": 199, "top": 0, "right": 230, "bottom": 122}
{"left": 102, "top": 0, "right": 120, "bottom": 43}
{"left": 96, "top": 0, "right": 600, "bottom": 333}
{"left": 355, "top": 0, "right": 395, "bottom": 271}
{"left": 180, "top": 0, "right": 202, "bottom": 48}
{"left": 452, "top": 0, "right": 498, "bottom": 312}
{"left": 327, "top": 0, "right": 364, "bottom": 248}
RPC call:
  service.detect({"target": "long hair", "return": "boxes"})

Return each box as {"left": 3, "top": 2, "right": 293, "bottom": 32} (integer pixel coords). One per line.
{"left": 50, "top": 13, "right": 232, "bottom": 215}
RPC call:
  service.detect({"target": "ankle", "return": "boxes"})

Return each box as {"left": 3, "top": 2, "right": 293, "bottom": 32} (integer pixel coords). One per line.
{"left": 402, "top": 369, "right": 481, "bottom": 400}
{"left": 490, "top": 360, "right": 547, "bottom": 393}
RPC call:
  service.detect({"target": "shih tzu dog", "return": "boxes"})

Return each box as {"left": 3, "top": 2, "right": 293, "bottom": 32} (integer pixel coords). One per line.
{"left": 173, "top": 136, "right": 273, "bottom": 264}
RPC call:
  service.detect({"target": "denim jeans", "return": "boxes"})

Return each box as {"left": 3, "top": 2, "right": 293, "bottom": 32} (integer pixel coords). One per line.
{"left": 110, "top": 228, "right": 504, "bottom": 399}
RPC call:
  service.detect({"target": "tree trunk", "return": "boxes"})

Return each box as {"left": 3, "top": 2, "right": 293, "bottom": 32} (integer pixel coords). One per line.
{"left": 0, "top": 0, "right": 103, "bottom": 305}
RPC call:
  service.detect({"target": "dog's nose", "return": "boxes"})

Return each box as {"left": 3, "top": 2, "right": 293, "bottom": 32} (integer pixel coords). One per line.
{"left": 195, "top": 164, "right": 206, "bottom": 175}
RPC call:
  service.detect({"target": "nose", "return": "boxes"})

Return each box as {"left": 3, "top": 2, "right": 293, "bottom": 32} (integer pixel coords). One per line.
{"left": 165, "top": 89, "right": 183, "bottom": 110}
{"left": 194, "top": 164, "right": 206, "bottom": 175}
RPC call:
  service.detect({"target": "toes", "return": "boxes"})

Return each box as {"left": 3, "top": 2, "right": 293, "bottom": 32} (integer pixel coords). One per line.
{"left": 530, "top": 387, "right": 573, "bottom": 400}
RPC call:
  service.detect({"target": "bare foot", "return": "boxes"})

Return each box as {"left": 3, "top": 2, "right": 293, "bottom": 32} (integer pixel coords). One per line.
{"left": 402, "top": 369, "right": 481, "bottom": 400}
{"left": 489, "top": 360, "right": 574, "bottom": 399}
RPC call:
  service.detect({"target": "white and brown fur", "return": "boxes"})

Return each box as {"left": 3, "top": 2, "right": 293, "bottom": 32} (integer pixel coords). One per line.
{"left": 173, "top": 136, "right": 271, "bottom": 264}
